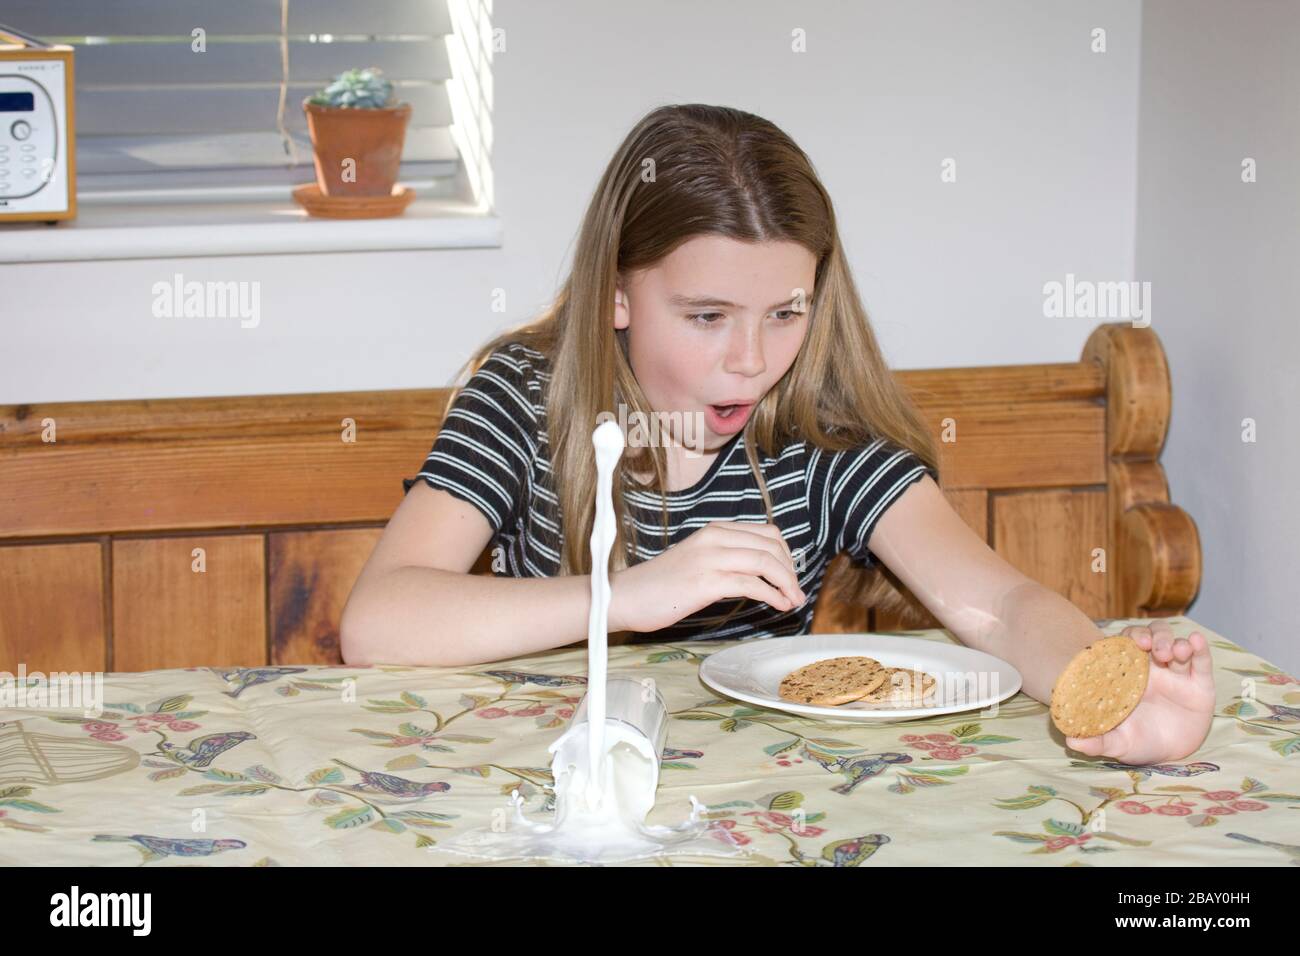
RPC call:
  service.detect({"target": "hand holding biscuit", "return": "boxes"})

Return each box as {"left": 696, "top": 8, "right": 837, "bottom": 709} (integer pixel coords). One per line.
{"left": 1058, "top": 619, "right": 1214, "bottom": 765}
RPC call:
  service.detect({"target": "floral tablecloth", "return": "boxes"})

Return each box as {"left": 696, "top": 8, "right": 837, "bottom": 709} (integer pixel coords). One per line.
{"left": 1, "top": 616, "right": 1296, "bottom": 866}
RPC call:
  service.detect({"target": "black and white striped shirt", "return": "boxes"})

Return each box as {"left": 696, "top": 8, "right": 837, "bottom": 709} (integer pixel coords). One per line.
{"left": 403, "top": 341, "right": 937, "bottom": 641}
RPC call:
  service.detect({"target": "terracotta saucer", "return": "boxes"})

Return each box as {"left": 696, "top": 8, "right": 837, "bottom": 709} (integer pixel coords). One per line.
{"left": 292, "top": 183, "right": 416, "bottom": 219}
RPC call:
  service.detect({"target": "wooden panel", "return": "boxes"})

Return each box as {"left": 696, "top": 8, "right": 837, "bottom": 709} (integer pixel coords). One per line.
{"left": 270, "top": 528, "right": 383, "bottom": 666}
{"left": 0, "top": 388, "right": 451, "bottom": 448}
{"left": 872, "top": 489, "right": 988, "bottom": 632}
{"left": 112, "top": 536, "right": 266, "bottom": 672}
{"left": 270, "top": 533, "right": 495, "bottom": 666}
{"left": 1, "top": 383, "right": 453, "bottom": 539}
{"left": 0, "top": 381, "right": 1107, "bottom": 537}
{"left": 922, "top": 401, "right": 1105, "bottom": 491}
{"left": 4, "top": 434, "right": 439, "bottom": 537}
{"left": 992, "top": 490, "right": 1108, "bottom": 617}
{"left": 0, "top": 543, "right": 106, "bottom": 672}
{"left": 810, "top": 553, "right": 870, "bottom": 634}
{"left": 900, "top": 361, "right": 1105, "bottom": 406}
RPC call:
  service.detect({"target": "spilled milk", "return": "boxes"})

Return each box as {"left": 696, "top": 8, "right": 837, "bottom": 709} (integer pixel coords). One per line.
{"left": 432, "top": 420, "right": 745, "bottom": 863}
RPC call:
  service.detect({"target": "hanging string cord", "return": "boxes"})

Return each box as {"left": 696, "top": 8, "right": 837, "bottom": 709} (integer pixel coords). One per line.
{"left": 275, "top": 0, "right": 299, "bottom": 165}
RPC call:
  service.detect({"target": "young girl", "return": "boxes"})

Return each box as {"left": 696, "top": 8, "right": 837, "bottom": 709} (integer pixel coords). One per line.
{"left": 342, "top": 104, "right": 1214, "bottom": 766}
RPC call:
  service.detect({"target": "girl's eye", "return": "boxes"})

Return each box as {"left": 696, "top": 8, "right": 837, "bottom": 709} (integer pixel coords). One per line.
{"left": 689, "top": 309, "right": 802, "bottom": 327}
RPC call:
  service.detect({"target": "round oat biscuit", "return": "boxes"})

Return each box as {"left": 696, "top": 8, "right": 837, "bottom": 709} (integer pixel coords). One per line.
{"left": 859, "top": 667, "right": 936, "bottom": 705}
{"left": 779, "top": 656, "right": 886, "bottom": 706}
{"left": 889, "top": 668, "right": 936, "bottom": 704}
{"left": 1050, "top": 635, "right": 1149, "bottom": 737}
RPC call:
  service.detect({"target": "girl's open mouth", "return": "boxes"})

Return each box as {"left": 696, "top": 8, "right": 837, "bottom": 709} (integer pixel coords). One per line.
{"left": 706, "top": 401, "right": 755, "bottom": 434}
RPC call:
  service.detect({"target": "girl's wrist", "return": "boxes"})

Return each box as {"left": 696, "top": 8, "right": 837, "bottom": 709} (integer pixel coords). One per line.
{"left": 605, "top": 568, "right": 626, "bottom": 633}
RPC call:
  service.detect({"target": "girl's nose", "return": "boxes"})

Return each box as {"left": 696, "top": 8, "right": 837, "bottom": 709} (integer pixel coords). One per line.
{"left": 724, "top": 321, "right": 766, "bottom": 377}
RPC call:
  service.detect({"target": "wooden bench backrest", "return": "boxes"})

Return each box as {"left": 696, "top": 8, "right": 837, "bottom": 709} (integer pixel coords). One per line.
{"left": 0, "top": 322, "right": 1200, "bottom": 672}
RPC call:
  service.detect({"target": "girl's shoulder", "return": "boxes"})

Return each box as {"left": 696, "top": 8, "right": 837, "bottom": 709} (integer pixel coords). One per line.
{"left": 802, "top": 434, "right": 937, "bottom": 484}
{"left": 482, "top": 339, "right": 551, "bottom": 386}
{"left": 468, "top": 340, "right": 550, "bottom": 418}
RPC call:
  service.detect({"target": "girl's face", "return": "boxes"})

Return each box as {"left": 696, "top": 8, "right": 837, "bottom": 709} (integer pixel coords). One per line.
{"left": 614, "top": 234, "right": 816, "bottom": 452}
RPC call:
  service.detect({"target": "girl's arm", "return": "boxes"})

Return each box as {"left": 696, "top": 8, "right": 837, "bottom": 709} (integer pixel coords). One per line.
{"left": 864, "top": 475, "right": 1094, "bottom": 704}
{"left": 866, "top": 475, "right": 1214, "bottom": 763}
{"left": 340, "top": 481, "right": 595, "bottom": 667}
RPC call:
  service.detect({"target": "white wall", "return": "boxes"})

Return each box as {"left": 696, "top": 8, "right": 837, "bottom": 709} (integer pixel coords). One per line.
{"left": 1135, "top": 0, "right": 1299, "bottom": 672}
{"left": 17, "top": 3, "right": 1286, "bottom": 664}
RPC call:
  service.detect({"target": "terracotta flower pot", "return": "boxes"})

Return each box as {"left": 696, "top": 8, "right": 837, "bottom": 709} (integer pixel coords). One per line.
{"left": 303, "top": 101, "right": 412, "bottom": 197}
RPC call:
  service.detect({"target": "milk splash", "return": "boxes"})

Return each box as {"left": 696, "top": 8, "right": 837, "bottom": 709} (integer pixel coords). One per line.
{"left": 432, "top": 420, "right": 745, "bottom": 864}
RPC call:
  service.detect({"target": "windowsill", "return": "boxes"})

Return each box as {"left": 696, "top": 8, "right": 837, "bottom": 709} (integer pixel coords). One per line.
{"left": 0, "top": 193, "right": 502, "bottom": 263}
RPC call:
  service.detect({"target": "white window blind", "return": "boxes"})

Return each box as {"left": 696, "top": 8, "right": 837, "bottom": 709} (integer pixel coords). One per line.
{"left": 9, "top": 0, "right": 461, "bottom": 198}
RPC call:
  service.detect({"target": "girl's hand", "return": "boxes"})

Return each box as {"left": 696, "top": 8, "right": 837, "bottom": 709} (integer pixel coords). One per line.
{"left": 1064, "top": 619, "right": 1216, "bottom": 765}
{"left": 608, "top": 521, "right": 807, "bottom": 634}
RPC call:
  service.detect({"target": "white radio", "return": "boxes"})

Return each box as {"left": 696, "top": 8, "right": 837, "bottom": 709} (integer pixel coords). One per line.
{"left": 0, "top": 24, "right": 75, "bottom": 223}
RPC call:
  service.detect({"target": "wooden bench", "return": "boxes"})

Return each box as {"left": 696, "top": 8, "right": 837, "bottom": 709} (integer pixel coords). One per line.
{"left": 0, "top": 321, "right": 1200, "bottom": 672}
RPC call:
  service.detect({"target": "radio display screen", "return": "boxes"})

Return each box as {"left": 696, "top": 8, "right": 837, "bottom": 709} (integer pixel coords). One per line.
{"left": 0, "top": 92, "right": 36, "bottom": 112}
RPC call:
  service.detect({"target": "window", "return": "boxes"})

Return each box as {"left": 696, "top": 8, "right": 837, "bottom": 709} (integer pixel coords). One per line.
{"left": 9, "top": 0, "right": 490, "bottom": 207}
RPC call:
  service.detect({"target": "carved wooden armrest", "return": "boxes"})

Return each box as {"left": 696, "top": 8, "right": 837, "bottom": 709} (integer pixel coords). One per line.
{"left": 1083, "top": 323, "right": 1201, "bottom": 616}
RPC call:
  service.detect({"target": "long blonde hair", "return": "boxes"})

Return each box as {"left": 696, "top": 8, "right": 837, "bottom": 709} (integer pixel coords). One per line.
{"left": 451, "top": 104, "right": 939, "bottom": 629}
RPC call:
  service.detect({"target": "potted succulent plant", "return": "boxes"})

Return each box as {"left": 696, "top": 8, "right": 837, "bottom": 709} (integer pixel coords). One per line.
{"left": 302, "top": 68, "right": 411, "bottom": 198}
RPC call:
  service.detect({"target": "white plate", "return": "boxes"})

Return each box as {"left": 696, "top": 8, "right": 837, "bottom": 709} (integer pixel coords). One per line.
{"left": 697, "top": 633, "right": 1022, "bottom": 722}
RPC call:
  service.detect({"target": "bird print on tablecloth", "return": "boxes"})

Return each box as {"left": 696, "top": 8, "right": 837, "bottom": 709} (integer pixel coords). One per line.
{"left": 209, "top": 666, "right": 309, "bottom": 698}
{"left": 661, "top": 747, "right": 703, "bottom": 761}
{"left": 1225, "top": 832, "right": 1300, "bottom": 865}
{"left": 828, "top": 752, "right": 913, "bottom": 795}
{"left": 91, "top": 834, "right": 246, "bottom": 864}
{"left": 816, "top": 833, "right": 890, "bottom": 866}
{"left": 1253, "top": 702, "right": 1300, "bottom": 723}
{"left": 1070, "top": 760, "right": 1219, "bottom": 779}
{"left": 798, "top": 745, "right": 912, "bottom": 794}
{"left": 158, "top": 731, "right": 255, "bottom": 768}
{"left": 479, "top": 670, "right": 586, "bottom": 688}
{"left": 332, "top": 759, "right": 451, "bottom": 798}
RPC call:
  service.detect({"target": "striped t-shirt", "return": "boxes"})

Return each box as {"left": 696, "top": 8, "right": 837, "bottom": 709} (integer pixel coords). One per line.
{"left": 402, "top": 341, "right": 937, "bottom": 642}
